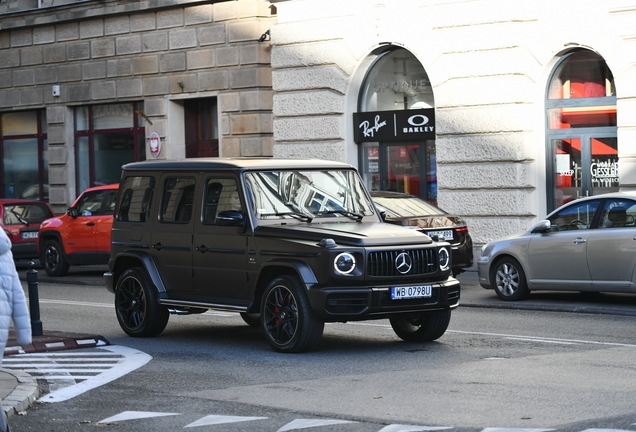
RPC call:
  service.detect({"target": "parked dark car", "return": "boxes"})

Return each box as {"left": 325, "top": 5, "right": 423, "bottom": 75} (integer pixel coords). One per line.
{"left": 0, "top": 199, "right": 55, "bottom": 260}
{"left": 371, "top": 191, "right": 473, "bottom": 276}
{"left": 479, "top": 191, "right": 636, "bottom": 300}
{"left": 105, "top": 158, "right": 461, "bottom": 353}
{"left": 38, "top": 184, "right": 118, "bottom": 276}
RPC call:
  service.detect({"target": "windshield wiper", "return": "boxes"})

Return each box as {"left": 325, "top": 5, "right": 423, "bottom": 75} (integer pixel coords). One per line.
{"left": 315, "top": 210, "right": 363, "bottom": 221}
{"left": 259, "top": 211, "right": 313, "bottom": 222}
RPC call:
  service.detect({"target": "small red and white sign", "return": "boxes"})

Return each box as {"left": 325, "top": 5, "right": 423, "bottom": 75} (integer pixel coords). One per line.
{"left": 149, "top": 132, "right": 161, "bottom": 157}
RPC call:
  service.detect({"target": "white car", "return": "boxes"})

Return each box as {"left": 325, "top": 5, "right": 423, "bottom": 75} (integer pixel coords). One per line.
{"left": 478, "top": 191, "right": 636, "bottom": 300}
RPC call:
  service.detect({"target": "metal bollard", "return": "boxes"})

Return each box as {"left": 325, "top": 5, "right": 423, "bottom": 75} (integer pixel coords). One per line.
{"left": 27, "top": 261, "right": 43, "bottom": 337}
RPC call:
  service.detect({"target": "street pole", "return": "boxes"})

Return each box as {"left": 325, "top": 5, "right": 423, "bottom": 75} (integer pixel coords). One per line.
{"left": 27, "top": 261, "right": 43, "bottom": 337}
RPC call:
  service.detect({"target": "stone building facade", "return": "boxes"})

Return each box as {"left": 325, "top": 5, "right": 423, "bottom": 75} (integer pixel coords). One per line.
{"left": 268, "top": 0, "right": 634, "bottom": 244}
{"left": 2, "top": 0, "right": 636, "bottom": 245}
{"left": 0, "top": 0, "right": 275, "bottom": 213}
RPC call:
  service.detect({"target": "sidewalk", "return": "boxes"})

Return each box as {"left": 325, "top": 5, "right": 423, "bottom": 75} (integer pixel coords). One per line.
{"left": 1, "top": 331, "right": 109, "bottom": 419}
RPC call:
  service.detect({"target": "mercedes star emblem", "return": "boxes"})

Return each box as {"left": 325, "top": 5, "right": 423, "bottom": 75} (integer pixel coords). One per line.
{"left": 395, "top": 252, "right": 413, "bottom": 274}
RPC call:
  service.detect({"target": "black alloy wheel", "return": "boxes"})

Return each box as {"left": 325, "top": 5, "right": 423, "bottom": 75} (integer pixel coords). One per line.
{"left": 492, "top": 256, "right": 529, "bottom": 301}
{"left": 390, "top": 309, "right": 451, "bottom": 342}
{"left": 41, "top": 239, "right": 70, "bottom": 276}
{"left": 261, "top": 275, "right": 324, "bottom": 353}
{"left": 115, "top": 267, "right": 169, "bottom": 337}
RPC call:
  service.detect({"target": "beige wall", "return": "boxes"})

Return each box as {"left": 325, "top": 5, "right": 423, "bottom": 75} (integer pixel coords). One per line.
{"left": 270, "top": 0, "right": 636, "bottom": 244}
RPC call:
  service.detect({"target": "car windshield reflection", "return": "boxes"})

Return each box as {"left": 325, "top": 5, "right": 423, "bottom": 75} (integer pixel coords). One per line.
{"left": 245, "top": 170, "right": 374, "bottom": 221}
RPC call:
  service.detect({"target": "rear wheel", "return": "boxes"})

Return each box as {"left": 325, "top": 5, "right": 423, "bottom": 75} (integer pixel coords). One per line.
{"left": 491, "top": 257, "right": 529, "bottom": 301}
{"left": 261, "top": 275, "right": 324, "bottom": 353}
{"left": 115, "top": 267, "right": 169, "bottom": 337}
{"left": 41, "top": 239, "right": 70, "bottom": 276}
{"left": 390, "top": 310, "right": 451, "bottom": 342}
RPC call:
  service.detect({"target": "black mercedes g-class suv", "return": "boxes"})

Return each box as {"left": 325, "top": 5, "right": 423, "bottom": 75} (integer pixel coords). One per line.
{"left": 105, "top": 158, "right": 460, "bottom": 352}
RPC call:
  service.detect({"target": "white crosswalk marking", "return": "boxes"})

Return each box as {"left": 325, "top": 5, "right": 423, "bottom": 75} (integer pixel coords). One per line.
{"left": 98, "top": 411, "right": 181, "bottom": 423}
{"left": 277, "top": 419, "right": 357, "bottom": 431}
{"left": 184, "top": 415, "right": 269, "bottom": 428}
{"left": 2, "top": 345, "right": 151, "bottom": 402}
{"left": 378, "top": 425, "right": 452, "bottom": 432}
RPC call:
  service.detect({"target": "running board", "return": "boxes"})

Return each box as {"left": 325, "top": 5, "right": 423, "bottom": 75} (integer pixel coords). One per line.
{"left": 159, "top": 299, "right": 248, "bottom": 313}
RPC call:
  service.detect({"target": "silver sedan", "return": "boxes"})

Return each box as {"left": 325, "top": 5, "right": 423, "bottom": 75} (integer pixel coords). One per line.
{"left": 478, "top": 191, "right": 636, "bottom": 300}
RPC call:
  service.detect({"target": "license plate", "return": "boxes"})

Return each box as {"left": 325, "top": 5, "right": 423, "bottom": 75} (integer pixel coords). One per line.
{"left": 426, "top": 229, "right": 454, "bottom": 241}
{"left": 391, "top": 285, "right": 432, "bottom": 300}
{"left": 21, "top": 231, "right": 38, "bottom": 239}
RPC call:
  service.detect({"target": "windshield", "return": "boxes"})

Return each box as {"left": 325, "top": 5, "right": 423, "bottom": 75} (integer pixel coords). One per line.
{"left": 372, "top": 196, "right": 445, "bottom": 218}
{"left": 245, "top": 170, "right": 376, "bottom": 221}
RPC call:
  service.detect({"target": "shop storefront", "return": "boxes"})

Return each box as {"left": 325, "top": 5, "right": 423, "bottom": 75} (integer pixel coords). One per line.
{"left": 354, "top": 48, "right": 437, "bottom": 203}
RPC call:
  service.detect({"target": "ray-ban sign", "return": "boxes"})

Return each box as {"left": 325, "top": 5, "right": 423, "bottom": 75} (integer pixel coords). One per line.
{"left": 353, "top": 109, "right": 435, "bottom": 143}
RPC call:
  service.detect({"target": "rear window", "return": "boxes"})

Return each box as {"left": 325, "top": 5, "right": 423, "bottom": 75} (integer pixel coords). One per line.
{"left": 3, "top": 203, "right": 54, "bottom": 225}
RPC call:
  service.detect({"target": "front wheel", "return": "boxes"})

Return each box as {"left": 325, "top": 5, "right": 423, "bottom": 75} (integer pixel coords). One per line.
{"left": 41, "top": 239, "right": 70, "bottom": 276}
{"left": 260, "top": 275, "right": 324, "bottom": 353}
{"left": 491, "top": 257, "right": 529, "bottom": 301}
{"left": 115, "top": 267, "right": 169, "bottom": 337}
{"left": 390, "top": 310, "right": 451, "bottom": 342}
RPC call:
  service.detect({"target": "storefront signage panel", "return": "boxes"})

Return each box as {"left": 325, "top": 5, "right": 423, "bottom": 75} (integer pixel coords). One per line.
{"left": 353, "top": 109, "right": 435, "bottom": 143}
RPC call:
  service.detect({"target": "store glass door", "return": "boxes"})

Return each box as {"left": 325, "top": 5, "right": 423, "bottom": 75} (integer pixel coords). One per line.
{"left": 551, "top": 134, "right": 618, "bottom": 209}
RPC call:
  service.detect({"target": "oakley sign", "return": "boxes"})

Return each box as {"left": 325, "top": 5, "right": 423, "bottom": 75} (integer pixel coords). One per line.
{"left": 353, "top": 109, "right": 435, "bottom": 143}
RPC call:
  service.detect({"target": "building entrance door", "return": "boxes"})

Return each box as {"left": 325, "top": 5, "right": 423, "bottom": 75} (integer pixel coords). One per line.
{"left": 550, "top": 133, "right": 618, "bottom": 209}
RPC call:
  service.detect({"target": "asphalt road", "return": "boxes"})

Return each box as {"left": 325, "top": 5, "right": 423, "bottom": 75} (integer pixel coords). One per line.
{"left": 8, "top": 263, "right": 636, "bottom": 431}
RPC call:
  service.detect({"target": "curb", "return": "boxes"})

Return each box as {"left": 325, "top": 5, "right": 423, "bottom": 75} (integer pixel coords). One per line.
{"left": 5, "top": 332, "right": 110, "bottom": 356}
{"left": 0, "top": 369, "right": 38, "bottom": 418}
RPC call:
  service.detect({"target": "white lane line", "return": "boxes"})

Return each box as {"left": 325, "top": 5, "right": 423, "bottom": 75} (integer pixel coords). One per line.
{"left": 37, "top": 299, "right": 113, "bottom": 308}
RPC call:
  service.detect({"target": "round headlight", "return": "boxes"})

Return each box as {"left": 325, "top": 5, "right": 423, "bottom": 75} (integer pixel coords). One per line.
{"left": 438, "top": 247, "right": 450, "bottom": 271}
{"left": 334, "top": 252, "right": 356, "bottom": 275}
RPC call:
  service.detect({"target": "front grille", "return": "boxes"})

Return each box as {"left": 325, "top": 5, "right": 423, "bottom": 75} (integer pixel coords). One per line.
{"left": 367, "top": 249, "right": 437, "bottom": 277}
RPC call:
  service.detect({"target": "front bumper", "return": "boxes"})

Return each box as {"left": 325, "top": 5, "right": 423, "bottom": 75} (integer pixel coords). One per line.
{"left": 309, "top": 278, "right": 460, "bottom": 321}
{"left": 477, "top": 256, "right": 493, "bottom": 289}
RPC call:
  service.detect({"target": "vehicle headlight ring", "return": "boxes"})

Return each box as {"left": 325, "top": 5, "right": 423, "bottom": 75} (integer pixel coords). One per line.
{"left": 334, "top": 252, "right": 356, "bottom": 275}
{"left": 438, "top": 247, "right": 450, "bottom": 271}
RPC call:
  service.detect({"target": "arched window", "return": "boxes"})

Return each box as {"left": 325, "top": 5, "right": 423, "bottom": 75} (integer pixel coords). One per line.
{"left": 546, "top": 50, "right": 617, "bottom": 210}
{"left": 356, "top": 48, "right": 437, "bottom": 202}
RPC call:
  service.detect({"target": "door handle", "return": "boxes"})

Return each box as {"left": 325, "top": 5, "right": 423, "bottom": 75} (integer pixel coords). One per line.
{"left": 86, "top": 222, "right": 95, "bottom": 226}
{"left": 152, "top": 242, "right": 164, "bottom": 250}
{"left": 572, "top": 237, "right": 586, "bottom": 245}
{"left": 196, "top": 245, "right": 208, "bottom": 253}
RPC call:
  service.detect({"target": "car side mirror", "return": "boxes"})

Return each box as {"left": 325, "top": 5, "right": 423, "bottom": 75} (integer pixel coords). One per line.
{"left": 216, "top": 210, "right": 244, "bottom": 226}
{"left": 379, "top": 210, "right": 386, "bottom": 221}
{"left": 531, "top": 220, "right": 551, "bottom": 233}
{"left": 67, "top": 207, "right": 79, "bottom": 219}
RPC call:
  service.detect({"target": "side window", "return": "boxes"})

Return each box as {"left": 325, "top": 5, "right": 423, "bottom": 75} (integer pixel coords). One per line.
{"left": 77, "top": 191, "right": 105, "bottom": 216}
{"left": 116, "top": 177, "right": 155, "bottom": 222}
{"left": 203, "top": 178, "right": 242, "bottom": 225}
{"left": 161, "top": 177, "right": 196, "bottom": 223}
{"left": 548, "top": 200, "right": 600, "bottom": 231}
{"left": 599, "top": 199, "right": 636, "bottom": 229}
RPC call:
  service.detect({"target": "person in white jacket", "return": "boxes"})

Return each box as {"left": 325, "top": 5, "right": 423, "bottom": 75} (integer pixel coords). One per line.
{"left": 0, "top": 228, "right": 32, "bottom": 432}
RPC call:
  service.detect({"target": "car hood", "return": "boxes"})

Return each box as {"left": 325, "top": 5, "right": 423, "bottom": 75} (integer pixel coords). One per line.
{"left": 254, "top": 222, "right": 433, "bottom": 247}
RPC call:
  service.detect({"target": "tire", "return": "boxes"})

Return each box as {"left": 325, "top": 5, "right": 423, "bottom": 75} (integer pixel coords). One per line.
{"left": 260, "top": 275, "right": 324, "bottom": 353}
{"left": 240, "top": 312, "right": 261, "bottom": 327}
{"left": 390, "top": 309, "right": 451, "bottom": 342}
{"left": 41, "top": 239, "right": 70, "bottom": 276}
{"left": 491, "top": 257, "right": 529, "bottom": 301}
{"left": 115, "top": 267, "right": 169, "bottom": 337}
